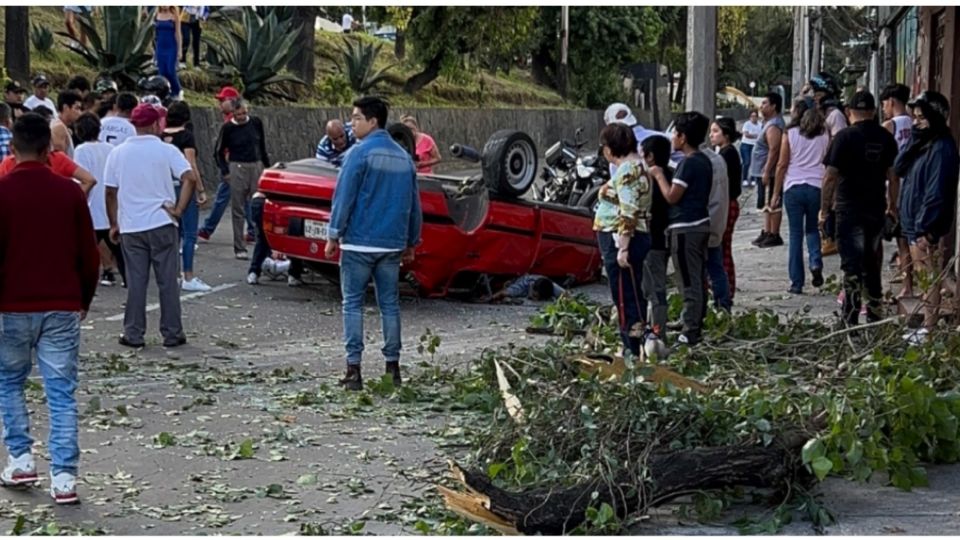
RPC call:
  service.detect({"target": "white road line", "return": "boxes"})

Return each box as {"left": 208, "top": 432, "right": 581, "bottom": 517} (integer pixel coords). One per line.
{"left": 101, "top": 283, "right": 238, "bottom": 322}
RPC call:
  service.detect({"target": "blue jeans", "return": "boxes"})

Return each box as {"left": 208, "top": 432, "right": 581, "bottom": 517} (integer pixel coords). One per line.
{"left": 340, "top": 250, "right": 403, "bottom": 366}
{"left": 706, "top": 245, "right": 731, "bottom": 311}
{"left": 176, "top": 185, "right": 198, "bottom": 273}
{"left": 598, "top": 231, "right": 651, "bottom": 356}
{"left": 739, "top": 144, "right": 753, "bottom": 184}
{"left": 201, "top": 179, "right": 253, "bottom": 237}
{"left": 0, "top": 312, "right": 80, "bottom": 475}
{"left": 784, "top": 184, "right": 823, "bottom": 290}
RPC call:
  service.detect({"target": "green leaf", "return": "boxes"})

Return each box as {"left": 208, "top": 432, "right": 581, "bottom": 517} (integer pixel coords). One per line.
{"left": 154, "top": 432, "right": 177, "bottom": 448}
{"left": 237, "top": 438, "right": 256, "bottom": 459}
{"left": 487, "top": 463, "right": 505, "bottom": 480}
{"left": 845, "top": 441, "right": 864, "bottom": 466}
{"left": 12, "top": 515, "right": 26, "bottom": 535}
{"left": 802, "top": 438, "right": 825, "bottom": 465}
{"left": 296, "top": 473, "right": 318, "bottom": 486}
{"left": 811, "top": 456, "right": 833, "bottom": 481}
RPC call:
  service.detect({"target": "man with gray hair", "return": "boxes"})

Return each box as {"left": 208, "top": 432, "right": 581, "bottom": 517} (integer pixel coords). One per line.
{"left": 215, "top": 98, "right": 271, "bottom": 259}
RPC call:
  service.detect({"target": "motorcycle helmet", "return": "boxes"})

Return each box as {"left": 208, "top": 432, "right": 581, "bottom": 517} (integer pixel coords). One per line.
{"left": 137, "top": 75, "right": 171, "bottom": 102}
{"left": 907, "top": 90, "right": 950, "bottom": 129}
{"left": 809, "top": 72, "right": 840, "bottom": 99}
{"left": 140, "top": 95, "right": 163, "bottom": 108}
{"left": 94, "top": 76, "right": 118, "bottom": 95}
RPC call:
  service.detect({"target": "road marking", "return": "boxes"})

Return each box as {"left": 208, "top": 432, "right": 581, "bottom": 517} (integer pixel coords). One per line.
{"left": 102, "top": 283, "right": 237, "bottom": 322}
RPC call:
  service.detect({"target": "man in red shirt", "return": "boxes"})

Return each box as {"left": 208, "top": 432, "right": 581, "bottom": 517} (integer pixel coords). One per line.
{"left": 0, "top": 113, "right": 100, "bottom": 504}
{"left": 0, "top": 150, "right": 96, "bottom": 194}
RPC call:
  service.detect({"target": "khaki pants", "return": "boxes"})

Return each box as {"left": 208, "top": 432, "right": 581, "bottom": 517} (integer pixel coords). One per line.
{"left": 909, "top": 242, "right": 944, "bottom": 329}
{"left": 228, "top": 161, "right": 263, "bottom": 254}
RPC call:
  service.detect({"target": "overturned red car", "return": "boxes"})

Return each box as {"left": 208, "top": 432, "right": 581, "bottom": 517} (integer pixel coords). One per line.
{"left": 259, "top": 130, "right": 602, "bottom": 298}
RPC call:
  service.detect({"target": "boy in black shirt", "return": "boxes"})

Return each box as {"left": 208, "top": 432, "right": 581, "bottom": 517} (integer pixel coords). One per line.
{"left": 821, "top": 91, "right": 898, "bottom": 325}
{"left": 650, "top": 112, "right": 712, "bottom": 345}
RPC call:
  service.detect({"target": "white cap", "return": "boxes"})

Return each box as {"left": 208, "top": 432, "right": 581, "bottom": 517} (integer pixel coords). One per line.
{"left": 603, "top": 102, "right": 637, "bottom": 126}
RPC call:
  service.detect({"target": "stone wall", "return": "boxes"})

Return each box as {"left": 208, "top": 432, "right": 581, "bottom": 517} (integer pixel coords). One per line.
{"left": 189, "top": 107, "right": 605, "bottom": 189}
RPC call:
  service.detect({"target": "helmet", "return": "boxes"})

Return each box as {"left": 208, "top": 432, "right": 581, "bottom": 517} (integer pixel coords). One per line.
{"left": 137, "top": 75, "right": 171, "bottom": 101}
{"left": 94, "top": 76, "right": 118, "bottom": 95}
{"left": 908, "top": 90, "right": 950, "bottom": 128}
{"left": 809, "top": 72, "right": 840, "bottom": 98}
{"left": 140, "top": 95, "right": 162, "bottom": 107}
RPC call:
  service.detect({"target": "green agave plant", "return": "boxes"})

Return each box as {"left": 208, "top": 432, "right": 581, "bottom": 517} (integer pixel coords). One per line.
{"left": 203, "top": 8, "right": 304, "bottom": 100}
{"left": 333, "top": 37, "right": 397, "bottom": 94}
{"left": 56, "top": 7, "right": 155, "bottom": 90}
{"left": 30, "top": 24, "right": 54, "bottom": 55}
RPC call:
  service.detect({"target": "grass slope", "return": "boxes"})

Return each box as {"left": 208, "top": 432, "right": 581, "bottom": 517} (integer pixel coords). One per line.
{"left": 1, "top": 7, "right": 569, "bottom": 109}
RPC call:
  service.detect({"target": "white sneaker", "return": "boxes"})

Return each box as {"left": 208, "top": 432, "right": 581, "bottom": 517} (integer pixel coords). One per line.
{"left": 288, "top": 275, "right": 303, "bottom": 287}
{"left": 181, "top": 277, "right": 212, "bottom": 292}
{"left": 903, "top": 328, "right": 929, "bottom": 346}
{"left": 246, "top": 272, "right": 258, "bottom": 285}
{"left": 235, "top": 251, "right": 249, "bottom": 260}
{"left": 0, "top": 453, "right": 38, "bottom": 487}
{"left": 49, "top": 472, "right": 78, "bottom": 504}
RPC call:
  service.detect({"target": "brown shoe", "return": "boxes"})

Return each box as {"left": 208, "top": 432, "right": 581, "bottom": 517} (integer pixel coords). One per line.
{"left": 385, "top": 361, "right": 402, "bottom": 387}
{"left": 339, "top": 365, "right": 363, "bottom": 391}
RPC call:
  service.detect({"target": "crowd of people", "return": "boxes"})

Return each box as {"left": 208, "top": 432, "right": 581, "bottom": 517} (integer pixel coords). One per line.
{"left": 593, "top": 72, "right": 959, "bottom": 356}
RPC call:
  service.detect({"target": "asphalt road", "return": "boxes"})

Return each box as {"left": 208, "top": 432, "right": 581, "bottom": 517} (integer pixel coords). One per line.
{"left": 1, "top": 194, "right": 959, "bottom": 535}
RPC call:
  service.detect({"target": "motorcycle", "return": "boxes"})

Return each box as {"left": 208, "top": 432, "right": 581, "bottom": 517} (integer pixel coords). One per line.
{"left": 533, "top": 128, "right": 610, "bottom": 209}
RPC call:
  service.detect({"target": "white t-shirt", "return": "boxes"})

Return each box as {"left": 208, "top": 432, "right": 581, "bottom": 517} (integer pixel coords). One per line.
{"left": 99, "top": 116, "right": 136, "bottom": 146}
{"left": 741, "top": 120, "right": 763, "bottom": 146}
{"left": 825, "top": 107, "right": 848, "bottom": 138}
{"left": 342, "top": 13, "right": 354, "bottom": 31}
{"left": 24, "top": 95, "right": 56, "bottom": 114}
{"left": 891, "top": 114, "right": 913, "bottom": 154}
{"left": 103, "top": 135, "right": 192, "bottom": 234}
{"left": 74, "top": 141, "right": 115, "bottom": 231}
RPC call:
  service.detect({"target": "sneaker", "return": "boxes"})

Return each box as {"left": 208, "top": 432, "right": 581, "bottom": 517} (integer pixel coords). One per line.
{"left": 0, "top": 453, "right": 38, "bottom": 487}
{"left": 163, "top": 336, "right": 187, "bottom": 348}
{"left": 788, "top": 286, "right": 803, "bottom": 295}
{"left": 759, "top": 234, "right": 784, "bottom": 248}
{"left": 181, "top": 277, "right": 212, "bottom": 292}
{"left": 198, "top": 230, "right": 211, "bottom": 242}
{"left": 811, "top": 268, "right": 824, "bottom": 288}
{"left": 287, "top": 275, "right": 303, "bottom": 287}
{"left": 49, "top": 472, "right": 78, "bottom": 504}
{"left": 339, "top": 365, "right": 363, "bottom": 391}
{"left": 742, "top": 180, "right": 751, "bottom": 187}
{"left": 100, "top": 270, "right": 116, "bottom": 287}
{"left": 903, "top": 328, "right": 929, "bottom": 346}
{"left": 118, "top": 335, "right": 145, "bottom": 348}
{"left": 751, "top": 231, "right": 769, "bottom": 246}
{"left": 235, "top": 251, "right": 249, "bottom": 260}
{"left": 246, "top": 272, "right": 259, "bottom": 285}
{"left": 385, "top": 361, "right": 402, "bottom": 387}
{"left": 643, "top": 329, "right": 670, "bottom": 360}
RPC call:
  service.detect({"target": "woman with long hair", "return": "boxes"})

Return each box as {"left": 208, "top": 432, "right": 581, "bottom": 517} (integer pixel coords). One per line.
{"left": 400, "top": 115, "right": 441, "bottom": 174}
{"left": 771, "top": 97, "right": 830, "bottom": 294}
{"left": 154, "top": 6, "right": 183, "bottom": 101}
{"left": 162, "top": 101, "right": 210, "bottom": 291}
{"left": 708, "top": 117, "right": 742, "bottom": 304}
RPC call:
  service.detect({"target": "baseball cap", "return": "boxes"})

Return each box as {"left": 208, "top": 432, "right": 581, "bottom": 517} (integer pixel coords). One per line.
{"left": 603, "top": 102, "right": 637, "bottom": 126}
{"left": 848, "top": 90, "right": 876, "bottom": 111}
{"left": 32, "top": 74, "right": 50, "bottom": 87}
{"left": 129, "top": 103, "right": 161, "bottom": 127}
{"left": 216, "top": 86, "right": 240, "bottom": 101}
{"left": 5, "top": 80, "right": 26, "bottom": 93}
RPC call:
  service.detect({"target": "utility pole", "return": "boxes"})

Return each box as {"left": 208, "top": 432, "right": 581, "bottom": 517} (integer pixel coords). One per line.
{"left": 791, "top": 6, "right": 808, "bottom": 97}
{"left": 810, "top": 7, "right": 823, "bottom": 78}
{"left": 558, "top": 6, "right": 569, "bottom": 98}
{"left": 685, "top": 6, "right": 717, "bottom": 119}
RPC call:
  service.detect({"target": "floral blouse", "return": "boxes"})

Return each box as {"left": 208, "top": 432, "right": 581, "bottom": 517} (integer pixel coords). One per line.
{"left": 593, "top": 160, "right": 651, "bottom": 235}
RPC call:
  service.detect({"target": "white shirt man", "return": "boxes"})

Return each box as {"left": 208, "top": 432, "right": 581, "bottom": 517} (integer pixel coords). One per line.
{"left": 23, "top": 76, "right": 56, "bottom": 113}
{"left": 741, "top": 114, "right": 763, "bottom": 149}
{"left": 342, "top": 12, "right": 354, "bottom": 33}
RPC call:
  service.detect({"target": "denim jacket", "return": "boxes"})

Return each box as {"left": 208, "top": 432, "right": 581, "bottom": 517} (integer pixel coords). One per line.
{"left": 328, "top": 129, "right": 422, "bottom": 250}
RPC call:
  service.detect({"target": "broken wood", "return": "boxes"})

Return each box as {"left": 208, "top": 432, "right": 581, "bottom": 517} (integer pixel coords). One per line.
{"left": 567, "top": 353, "right": 709, "bottom": 394}
{"left": 525, "top": 326, "right": 587, "bottom": 337}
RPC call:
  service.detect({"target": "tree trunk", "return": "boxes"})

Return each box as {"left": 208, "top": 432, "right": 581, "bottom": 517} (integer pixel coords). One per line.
{"left": 403, "top": 50, "right": 444, "bottom": 94}
{"left": 5, "top": 7, "right": 30, "bottom": 83}
{"left": 443, "top": 443, "right": 801, "bottom": 535}
{"left": 530, "top": 44, "right": 556, "bottom": 88}
{"left": 394, "top": 29, "right": 406, "bottom": 60}
{"left": 674, "top": 68, "right": 687, "bottom": 106}
{"left": 286, "top": 7, "right": 318, "bottom": 85}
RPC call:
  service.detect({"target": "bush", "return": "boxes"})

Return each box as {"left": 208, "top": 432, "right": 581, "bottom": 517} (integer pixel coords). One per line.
{"left": 56, "top": 7, "right": 155, "bottom": 90}
{"left": 31, "top": 24, "right": 54, "bottom": 56}
{"left": 315, "top": 74, "right": 354, "bottom": 106}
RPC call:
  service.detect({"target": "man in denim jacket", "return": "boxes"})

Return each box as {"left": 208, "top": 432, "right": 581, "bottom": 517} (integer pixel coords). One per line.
{"left": 325, "top": 96, "right": 422, "bottom": 390}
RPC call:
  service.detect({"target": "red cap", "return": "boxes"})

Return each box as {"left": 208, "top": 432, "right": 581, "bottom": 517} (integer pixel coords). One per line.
{"left": 130, "top": 103, "right": 161, "bottom": 127}
{"left": 216, "top": 86, "right": 240, "bottom": 101}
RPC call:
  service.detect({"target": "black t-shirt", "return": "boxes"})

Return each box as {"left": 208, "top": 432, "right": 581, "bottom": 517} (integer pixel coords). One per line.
{"left": 822, "top": 120, "right": 898, "bottom": 221}
{"left": 668, "top": 151, "right": 712, "bottom": 229}
{"left": 162, "top": 129, "right": 197, "bottom": 154}
{"left": 719, "top": 144, "right": 742, "bottom": 201}
{"left": 5, "top": 101, "right": 29, "bottom": 119}
{"left": 649, "top": 166, "right": 673, "bottom": 250}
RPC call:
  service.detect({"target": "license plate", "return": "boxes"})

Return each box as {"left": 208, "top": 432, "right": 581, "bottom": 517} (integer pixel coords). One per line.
{"left": 304, "top": 219, "right": 328, "bottom": 240}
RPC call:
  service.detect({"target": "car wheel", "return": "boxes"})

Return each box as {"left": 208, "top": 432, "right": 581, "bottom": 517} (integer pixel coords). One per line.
{"left": 481, "top": 130, "right": 538, "bottom": 197}
{"left": 578, "top": 185, "right": 601, "bottom": 212}
{"left": 387, "top": 123, "right": 417, "bottom": 160}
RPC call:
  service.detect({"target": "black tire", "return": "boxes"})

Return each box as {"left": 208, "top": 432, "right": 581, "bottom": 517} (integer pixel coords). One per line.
{"left": 578, "top": 185, "right": 601, "bottom": 211}
{"left": 481, "top": 130, "right": 538, "bottom": 197}
{"left": 387, "top": 123, "right": 417, "bottom": 160}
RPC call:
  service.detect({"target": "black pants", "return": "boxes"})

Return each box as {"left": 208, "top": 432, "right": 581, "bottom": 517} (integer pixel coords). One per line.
{"left": 836, "top": 213, "right": 883, "bottom": 325}
{"left": 598, "top": 231, "right": 651, "bottom": 357}
{"left": 95, "top": 228, "right": 126, "bottom": 284}
{"left": 181, "top": 20, "right": 202, "bottom": 65}
{"left": 248, "top": 197, "right": 302, "bottom": 278}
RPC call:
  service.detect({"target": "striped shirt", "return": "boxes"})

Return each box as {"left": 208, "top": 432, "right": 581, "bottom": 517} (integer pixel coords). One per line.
{"left": 0, "top": 126, "right": 11, "bottom": 160}
{"left": 315, "top": 124, "right": 357, "bottom": 167}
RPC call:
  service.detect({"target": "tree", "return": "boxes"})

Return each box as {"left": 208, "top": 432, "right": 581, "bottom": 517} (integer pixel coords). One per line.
{"left": 286, "top": 7, "right": 321, "bottom": 86}
{"left": 718, "top": 7, "right": 793, "bottom": 95}
{"left": 385, "top": 6, "right": 413, "bottom": 59}
{"left": 402, "top": 7, "right": 539, "bottom": 94}
{"left": 4, "top": 7, "right": 30, "bottom": 83}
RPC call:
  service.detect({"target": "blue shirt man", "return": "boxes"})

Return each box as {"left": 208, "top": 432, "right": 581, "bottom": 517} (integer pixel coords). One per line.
{"left": 325, "top": 97, "right": 422, "bottom": 391}
{"left": 315, "top": 119, "right": 357, "bottom": 167}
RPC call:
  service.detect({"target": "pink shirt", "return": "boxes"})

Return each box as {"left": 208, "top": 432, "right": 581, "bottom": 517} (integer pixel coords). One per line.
{"left": 784, "top": 127, "right": 830, "bottom": 192}
{"left": 415, "top": 133, "right": 437, "bottom": 174}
